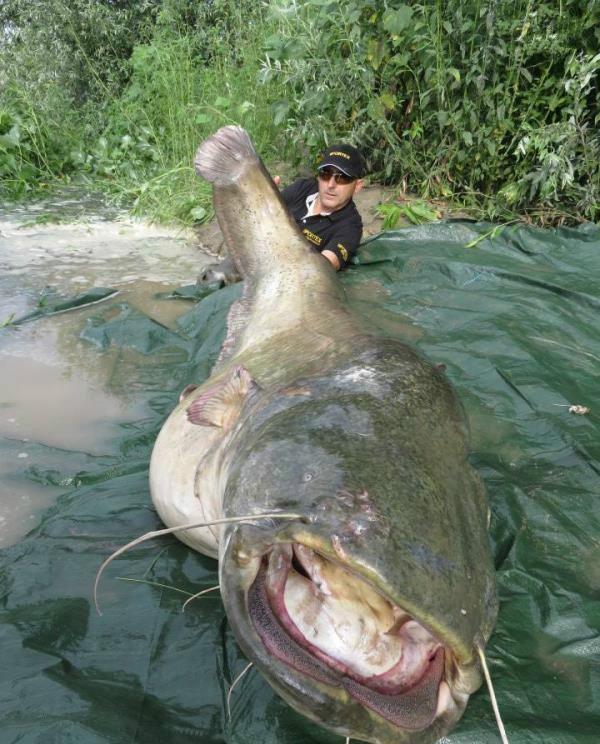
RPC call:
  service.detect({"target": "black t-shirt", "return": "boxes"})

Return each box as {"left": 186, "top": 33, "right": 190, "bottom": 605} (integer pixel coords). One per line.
{"left": 281, "top": 177, "right": 363, "bottom": 269}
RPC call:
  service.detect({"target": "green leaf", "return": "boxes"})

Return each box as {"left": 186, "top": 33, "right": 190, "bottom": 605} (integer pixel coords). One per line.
{"left": 405, "top": 202, "right": 439, "bottom": 222}
{"left": 367, "top": 38, "right": 387, "bottom": 70}
{"left": 390, "top": 52, "right": 410, "bottom": 67}
{"left": 0, "top": 125, "right": 21, "bottom": 149}
{"left": 382, "top": 6, "right": 414, "bottom": 35}
{"left": 466, "top": 224, "right": 510, "bottom": 248}
{"left": 377, "top": 200, "right": 439, "bottom": 229}
{"left": 214, "top": 96, "right": 230, "bottom": 109}
{"left": 238, "top": 101, "right": 255, "bottom": 116}
{"left": 379, "top": 91, "right": 396, "bottom": 111}
{"left": 272, "top": 101, "right": 290, "bottom": 126}
{"left": 520, "top": 67, "right": 533, "bottom": 83}
{"left": 190, "top": 206, "right": 208, "bottom": 223}
{"left": 0, "top": 153, "right": 18, "bottom": 170}
{"left": 367, "top": 98, "right": 386, "bottom": 120}
{"left": 375, "top": 203, "right": 403, "bottom": 229}
{"left": 264, "top": 34, "right": 285, "bottom": 59}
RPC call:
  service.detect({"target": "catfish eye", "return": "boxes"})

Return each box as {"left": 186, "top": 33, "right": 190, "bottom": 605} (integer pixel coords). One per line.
{"left": 302, "top": 472, "right": 313, "bottom": 482}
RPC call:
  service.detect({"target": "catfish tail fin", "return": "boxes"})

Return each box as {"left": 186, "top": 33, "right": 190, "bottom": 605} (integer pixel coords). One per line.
{"left": 195, "top": 126, "right": 258, "bottom": 186}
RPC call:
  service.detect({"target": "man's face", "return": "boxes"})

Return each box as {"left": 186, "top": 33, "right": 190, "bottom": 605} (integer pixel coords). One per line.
{"left": 317, "top": 168, "right": 364, "bottom": 212}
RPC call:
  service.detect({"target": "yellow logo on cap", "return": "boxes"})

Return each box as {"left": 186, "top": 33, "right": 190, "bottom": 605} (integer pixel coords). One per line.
{"left": 337, "top": 243, "right": 349, "bottom": 261}
{"left": 329, "top": 151, "right": 351, "bottom": 159}
{"left": 303, "top": 228, "right": 322, "bottom": 246}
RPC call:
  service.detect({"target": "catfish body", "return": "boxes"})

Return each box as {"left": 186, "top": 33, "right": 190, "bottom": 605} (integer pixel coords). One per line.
{"left": 149, "top": 127, "right": 497, "bottom": 743}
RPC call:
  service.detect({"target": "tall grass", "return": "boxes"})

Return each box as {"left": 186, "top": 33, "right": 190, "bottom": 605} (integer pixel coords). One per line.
{"left": 0, "top": 74, "right": 83, "bottom": 199}
{"left": 0, "top": 0, "right": 154, "bottom": 200}
{"left": 1, "top": 1, "right": 285, "bottom": 222}
{"left": 90, "top": 17, "right": 285, "bottom": 224}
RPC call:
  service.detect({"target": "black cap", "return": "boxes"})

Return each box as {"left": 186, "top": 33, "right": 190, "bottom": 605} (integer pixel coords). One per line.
{"left": 317, "top": 143, "right": 365, "bottom": 179}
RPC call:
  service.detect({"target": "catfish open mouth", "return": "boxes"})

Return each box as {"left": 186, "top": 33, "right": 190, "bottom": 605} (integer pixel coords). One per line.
{"left": 247, "top": 544, "right": 452, "bottom": 731}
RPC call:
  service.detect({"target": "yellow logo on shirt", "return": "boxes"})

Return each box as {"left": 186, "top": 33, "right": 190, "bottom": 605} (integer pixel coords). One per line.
{"left": 302, "top": 229, "right": 322, "bottom": 246}
{"left": 337, "top": 243, "right": 349, "bottom": 261}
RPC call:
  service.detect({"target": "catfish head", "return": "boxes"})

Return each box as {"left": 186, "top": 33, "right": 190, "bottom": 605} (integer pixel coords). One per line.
{"left": 217, "top": 342, "right": 498, "bottom": 743}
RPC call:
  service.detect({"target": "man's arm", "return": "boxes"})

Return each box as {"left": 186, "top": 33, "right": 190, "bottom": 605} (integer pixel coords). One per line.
{"left": 319, "top": 220, "right": 362, "bottom": 271}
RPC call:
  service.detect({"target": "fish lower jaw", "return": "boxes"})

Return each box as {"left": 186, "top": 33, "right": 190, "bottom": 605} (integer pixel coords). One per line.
{"left": 241, "top": 543, "right": 466, "bottom": 741}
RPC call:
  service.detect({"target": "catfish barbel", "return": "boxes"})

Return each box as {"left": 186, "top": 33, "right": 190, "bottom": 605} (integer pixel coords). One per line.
{"left": 148, "top": 126, "right": 498, "bottom": 743}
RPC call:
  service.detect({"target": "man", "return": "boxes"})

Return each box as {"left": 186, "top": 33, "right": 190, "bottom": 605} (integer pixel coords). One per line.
{"left": 198, "top": 143, "right": 366, "bottom": 284}
{"left": 279, "top": 143, "right": 365, "bottom": 270}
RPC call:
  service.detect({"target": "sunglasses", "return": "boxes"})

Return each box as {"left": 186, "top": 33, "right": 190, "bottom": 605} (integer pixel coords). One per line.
{"left": 317, "top": 167, "right": 356, "bottom": 185}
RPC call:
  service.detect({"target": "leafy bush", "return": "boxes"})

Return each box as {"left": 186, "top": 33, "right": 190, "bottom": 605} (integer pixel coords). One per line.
{"left": 0, "top": 0, "right": 159, "bottom": 197}
{"left": 0, "top": 0, "right": 285, "bottom": 220}
{"left": 0, "top": 0, "right": 159, "bottom": 107}
{"left": 1, "top": 0, "right": 598, "bottom": 223}
{"left": 262, "top": 0, "right": 600, "bottom": 221}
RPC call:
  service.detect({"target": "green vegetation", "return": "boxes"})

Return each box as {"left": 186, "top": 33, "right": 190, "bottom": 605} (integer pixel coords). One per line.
{"left": 0, "top": 0, "right": 285, "bottom": 223}
{"left": 264, "top": 0, "right": 600, "bottom": 223}
{"left": 0, "top": 0, "right": 156, "bottom": 197}
{"left": 1, "top": 1, "right": 599, "bottom": 225}
{"left": 376, "top": 200, "right": 441, "bottom": 228}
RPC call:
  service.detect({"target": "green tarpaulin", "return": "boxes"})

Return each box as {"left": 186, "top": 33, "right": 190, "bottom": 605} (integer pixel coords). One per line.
{"left": 1, "top": 221, "right": 599, "bottom": 743}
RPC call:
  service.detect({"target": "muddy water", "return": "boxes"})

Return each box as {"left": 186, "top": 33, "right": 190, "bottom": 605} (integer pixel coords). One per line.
{"left": 0, "top": 192, "right": 213, "bottom": 547}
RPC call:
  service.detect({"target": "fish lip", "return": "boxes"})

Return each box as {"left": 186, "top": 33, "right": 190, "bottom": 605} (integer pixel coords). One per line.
{"left": 222, "top": 537, "right": 463, "bottom": 736}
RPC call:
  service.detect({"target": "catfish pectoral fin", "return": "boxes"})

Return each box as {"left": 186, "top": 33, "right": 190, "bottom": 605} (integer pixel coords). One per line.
{"left": 187, "top": 365, "right": 258, "bottom": 429}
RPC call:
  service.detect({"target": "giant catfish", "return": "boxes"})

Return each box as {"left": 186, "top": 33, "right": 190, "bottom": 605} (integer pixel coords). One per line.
{"left": 149, "top": 126, "right": 498, "bottom": 743}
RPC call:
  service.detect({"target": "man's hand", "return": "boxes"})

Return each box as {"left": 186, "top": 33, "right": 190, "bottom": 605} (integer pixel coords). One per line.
{"left": 321, "top": 250, "right": 341, "bottom": 271}
{"left": 273, "top": 176, "right": 281, "bottom": 187}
